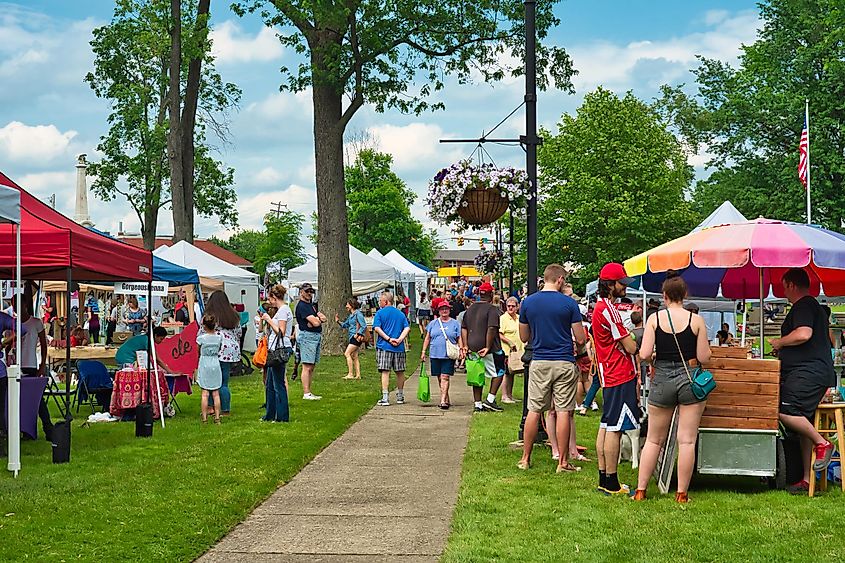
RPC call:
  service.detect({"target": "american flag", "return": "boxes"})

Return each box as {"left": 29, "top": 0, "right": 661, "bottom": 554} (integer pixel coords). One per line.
{"left": 798, "top": 116, "right": 809, "bottom": 189}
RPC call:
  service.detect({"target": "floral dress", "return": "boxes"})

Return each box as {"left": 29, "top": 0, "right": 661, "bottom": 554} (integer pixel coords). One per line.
{"left": 216, "top": 326, "right": 241, "bottom": 364}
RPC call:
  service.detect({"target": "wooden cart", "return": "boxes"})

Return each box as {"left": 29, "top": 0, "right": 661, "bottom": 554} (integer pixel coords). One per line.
{"left": 696, "top": 346, "right": 786, "bottom": 489}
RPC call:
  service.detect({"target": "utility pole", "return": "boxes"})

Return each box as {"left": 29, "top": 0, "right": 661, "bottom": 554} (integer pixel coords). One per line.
{"left": 268, "top": 201, "right": 289, "bottom": 285}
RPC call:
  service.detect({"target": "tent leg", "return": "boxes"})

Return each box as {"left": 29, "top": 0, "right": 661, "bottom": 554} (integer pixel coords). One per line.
{"left": 759, "top": 269, "right": 764, "bottom": 358}
{"left": 7, "top": 223, "right": 21, "bottom": 475}
{"left": 65, "top": 268, "right": 72, "bottom": 418}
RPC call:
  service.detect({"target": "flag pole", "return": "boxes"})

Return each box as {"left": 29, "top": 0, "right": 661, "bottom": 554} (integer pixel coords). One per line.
{"left": 805, "top": 98, "right": 811, "bottom": 225}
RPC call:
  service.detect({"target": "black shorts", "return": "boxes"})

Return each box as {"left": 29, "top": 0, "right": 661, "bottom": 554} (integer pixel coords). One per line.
{"left": 600, "top": 378, "right": 641, "bottom": 432}
{"left": 780, "top": 369, "right": 829, "bottom": 419}
{"left": 348, "top": 337, "right": 362, "bottom": 347}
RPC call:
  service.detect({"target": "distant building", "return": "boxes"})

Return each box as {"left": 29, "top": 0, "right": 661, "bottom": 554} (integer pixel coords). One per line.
{"left": 119, "top": 237, "right": 253, "bottom": 270}
{"left": 434, "top": 249, "right": 481, "bottom": 280}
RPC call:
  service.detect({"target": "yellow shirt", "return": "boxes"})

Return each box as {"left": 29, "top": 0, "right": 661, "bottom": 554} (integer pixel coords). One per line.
{"left": 499, "top": 312, "right": 524, "bottom": 355}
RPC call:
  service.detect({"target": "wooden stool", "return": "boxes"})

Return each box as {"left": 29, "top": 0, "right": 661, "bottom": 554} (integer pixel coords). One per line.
{"left": 809, "top": 403, "right": 845, "bottom": 497}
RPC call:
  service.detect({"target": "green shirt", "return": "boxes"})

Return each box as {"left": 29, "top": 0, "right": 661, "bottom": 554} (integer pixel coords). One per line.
{"left": 115, "top": 334, "right": 149, "bottom": 366}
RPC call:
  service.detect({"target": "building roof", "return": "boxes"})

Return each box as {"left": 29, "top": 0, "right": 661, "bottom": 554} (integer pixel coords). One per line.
{"left": 436, "top": 249, "right": 479, "bottom": 262}
{"left": 119, "top": 237, "right": 253, "bottom": 268}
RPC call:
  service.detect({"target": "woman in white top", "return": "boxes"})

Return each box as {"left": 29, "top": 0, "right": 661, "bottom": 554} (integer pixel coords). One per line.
{"left": 261, "top": 284, "right": 293, "bottom": 422}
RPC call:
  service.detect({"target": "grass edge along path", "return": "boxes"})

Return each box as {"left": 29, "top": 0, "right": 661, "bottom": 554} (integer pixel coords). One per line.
{"left": 0, "top": 350, "right": 420, "bottom": 562}
{"left": 443, "top": 383, "right": 842, "bottom": 563}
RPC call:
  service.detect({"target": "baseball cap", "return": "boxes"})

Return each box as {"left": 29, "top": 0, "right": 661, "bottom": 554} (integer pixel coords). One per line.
{"left": 300, "top": 282, "right": 315, "bottom": 293}
{"left": 478, "top": 282, "right": 494, "bottom": 293}
{"left": 599, "top": 263, "right": 635, "bottom": 286}
{"left": 433, "top": 298, "right": 450, "bottom": 310}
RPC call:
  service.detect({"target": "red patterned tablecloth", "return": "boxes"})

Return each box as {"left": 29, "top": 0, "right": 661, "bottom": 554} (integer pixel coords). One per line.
{"left": 109, "top": 368, "right": 169, "bottom": 420}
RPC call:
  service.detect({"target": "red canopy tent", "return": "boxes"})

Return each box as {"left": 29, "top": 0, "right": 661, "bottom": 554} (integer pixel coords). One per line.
{"left": 0, "top": 171, "right": 154, "bottom": 463}
{"left": 0, "top": 172, "right": 152, "bottom": 281}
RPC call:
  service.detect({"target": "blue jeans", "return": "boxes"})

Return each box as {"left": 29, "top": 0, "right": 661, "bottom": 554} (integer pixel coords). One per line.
{"left": 264, "top": 361, "right": 289, "bottom": 422}
{"left": 208, "top": 361, "right": 232, "bottom": 412}
{"left": 583, "top": 374, "right": 600, "bottom": 407}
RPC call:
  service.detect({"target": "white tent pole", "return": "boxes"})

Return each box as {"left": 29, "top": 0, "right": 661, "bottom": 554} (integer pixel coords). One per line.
{"left": 7, "top": 222, "right": 21, "bottom": 475}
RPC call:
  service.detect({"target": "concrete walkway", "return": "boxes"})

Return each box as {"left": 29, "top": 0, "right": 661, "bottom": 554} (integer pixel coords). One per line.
{"left": 199, "top": 367, "right": 474, "bottom": 563}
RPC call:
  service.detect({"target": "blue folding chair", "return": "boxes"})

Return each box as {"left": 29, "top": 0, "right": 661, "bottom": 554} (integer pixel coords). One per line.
{"left": 76, "top": 360, "right": 113, "bottom": 414}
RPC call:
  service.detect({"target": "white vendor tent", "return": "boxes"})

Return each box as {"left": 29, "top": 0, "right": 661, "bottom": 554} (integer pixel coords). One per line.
{"left": 693, "top": 200, "right": 747, "bottom": 232}
{"left": 290, "top": 245, "right": 396, "bottom": 296}
{"left": 154, "top": 241, "right": 259, "bottom": 351}
{"left": 384, "top": 249, "right": 433, "bottom": 308}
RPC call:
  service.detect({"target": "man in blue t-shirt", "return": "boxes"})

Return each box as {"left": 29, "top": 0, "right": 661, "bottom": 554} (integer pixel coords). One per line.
{"left": 373, "top": 291, "right": 410, "bottom": 406}
{"left": 516, "top": 264, "right": 586, "bottom": 473}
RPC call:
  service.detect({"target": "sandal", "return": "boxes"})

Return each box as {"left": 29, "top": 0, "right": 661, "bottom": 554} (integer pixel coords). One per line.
{"left": 439, "top": 403, "right": 450, "bottom": 410}
{"left": 343, "top": 374, "right": 355, "bottom": 380}
{"left": 556, "top": 463, "right": 581, "bottom": 473}
{"left": 571, "top": 453, "right": 592, "bottom": 462}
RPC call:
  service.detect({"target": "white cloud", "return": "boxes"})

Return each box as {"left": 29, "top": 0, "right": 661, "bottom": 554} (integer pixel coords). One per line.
{"left": 210, "top": 21, "right": 284, "bottom": 64}
{"left": 236, "top": 185, "right": 317, "bottom": 231}
{"left": 0, "top": 122, "right": 78, "bottom": 162}
{"left": 15, "top": 171, "right": 75, "bottom": 199}
{"left": 245, "top": 89, "right": 312, "bottom": 120}
{"left": 569, "top": 10, "right": 760, "bottom": 92}
{"left": 366, "top": 123, "right": 463, "bottom": 172}
{"left": 252, "top": 166, "right": 287, "bottom": 187}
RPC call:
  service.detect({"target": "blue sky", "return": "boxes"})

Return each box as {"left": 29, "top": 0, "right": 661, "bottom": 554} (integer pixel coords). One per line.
{"left": 0, "top": 1, "right": 760, "bottom": 252}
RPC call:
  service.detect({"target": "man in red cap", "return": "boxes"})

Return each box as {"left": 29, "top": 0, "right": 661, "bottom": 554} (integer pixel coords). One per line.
{"left": 592, "top": 262, "right": 640, "bottom": 495}
{"left": 461, "top": 281, "right": 506, "bottom": 412}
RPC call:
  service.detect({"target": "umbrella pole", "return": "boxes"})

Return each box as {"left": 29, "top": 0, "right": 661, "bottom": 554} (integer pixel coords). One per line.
{"left": 740, "top": 301, "right": 747, "bottom": 348}
{"left": 759, "top": 268, "right": 764, "bottom": 358}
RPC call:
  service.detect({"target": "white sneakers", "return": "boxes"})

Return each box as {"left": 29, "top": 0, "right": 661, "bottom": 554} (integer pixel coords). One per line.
{"left": 303, "top": 393, "right": 322, "bottom": 400}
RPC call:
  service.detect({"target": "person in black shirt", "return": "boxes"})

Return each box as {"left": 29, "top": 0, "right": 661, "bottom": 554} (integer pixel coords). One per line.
{"left": 769, "top": 268, "right": 836, "bottom": 494}
{"left": 295, "top": 283, "right": 326, "bottom": 401}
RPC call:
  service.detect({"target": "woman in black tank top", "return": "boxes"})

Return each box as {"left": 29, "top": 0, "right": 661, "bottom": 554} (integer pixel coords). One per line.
{"left": 632, "top": 271, "right": 711, "bottom": 504}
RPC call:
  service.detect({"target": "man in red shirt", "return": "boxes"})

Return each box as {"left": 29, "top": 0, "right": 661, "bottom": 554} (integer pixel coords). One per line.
{"left": 592, "top": 263, "right": 641, "bottom": 495}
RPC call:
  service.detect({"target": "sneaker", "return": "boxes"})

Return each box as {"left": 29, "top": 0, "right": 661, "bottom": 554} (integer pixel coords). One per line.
{"left": 377, "top": 398, "right": 390, "bottom": 406}
{"left": 591, "top": 401, "right": 599, "bottom": 411}
{"left": 787, "top": 480, "right": 810, "bottom": 495}
{"left": 473, "top": 405, "right": 484, "bottom": 413}
{"left": 631, "top": 489, "right": 647, "bottom": 501}
{"left": 575, "top": 405, "right": 587, "bottom": 416}
{"left": 482, "top": 400, "right": 503, "bottom": 412}
{"left": 396, "top": 395, "right": 405, "bottom": 405}
{"left": 303, "top": 393, "right": 322, "bottom": 400}
{"left": 813, "top": 441, "right": 834, "bottom": 471}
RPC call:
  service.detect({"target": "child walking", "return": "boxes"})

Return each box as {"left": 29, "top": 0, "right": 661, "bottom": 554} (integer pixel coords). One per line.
{"left": 197, "top": 313, "right": 223, "bottom": 424}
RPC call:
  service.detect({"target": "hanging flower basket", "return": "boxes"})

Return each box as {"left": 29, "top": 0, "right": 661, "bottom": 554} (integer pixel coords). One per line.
{"left": 427, "top": 161, "right": 531, "bottom": 231}
{"left": 474, "top": 248, "right": 506, "bottom": 274}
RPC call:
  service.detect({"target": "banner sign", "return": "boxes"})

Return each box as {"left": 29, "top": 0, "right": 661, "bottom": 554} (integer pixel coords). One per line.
{"left": 155, "top": 322, "right": 199, "bottom": 375}
{"left": 114, "top": 281, "right": 169, "bottom": 297}
{"left": 1, "top": 280, "right": 21, "bottom": 299}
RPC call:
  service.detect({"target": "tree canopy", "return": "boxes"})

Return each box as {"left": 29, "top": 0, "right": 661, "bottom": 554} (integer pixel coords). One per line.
{"left": 538, "top": 88, "right": 697, "bottom": 286}
{"left": 86, "top": 0, "right": 240, "bottom": 249}
{"left": 658, "top": 0, "right": 845, "bottom": 228}
{"left": 345, "top": 149, "right": 440, "bottom": 267}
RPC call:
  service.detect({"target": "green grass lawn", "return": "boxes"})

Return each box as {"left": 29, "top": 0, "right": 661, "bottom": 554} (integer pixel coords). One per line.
{"left": 444, "top": 384, "right": 843, "bottom": 563}
{"left": 0, "top": 346, "right": 420, "bottom": 562}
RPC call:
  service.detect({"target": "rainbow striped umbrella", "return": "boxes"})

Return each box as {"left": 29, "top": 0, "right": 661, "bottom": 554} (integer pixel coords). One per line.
{"left": 623, "top": 218, "right": 845, "bottom": 299}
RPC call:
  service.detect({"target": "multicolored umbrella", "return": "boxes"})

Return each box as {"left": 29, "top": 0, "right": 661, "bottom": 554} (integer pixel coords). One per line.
{"left": 624, "top": 218, "right": 845, "bottom": 299}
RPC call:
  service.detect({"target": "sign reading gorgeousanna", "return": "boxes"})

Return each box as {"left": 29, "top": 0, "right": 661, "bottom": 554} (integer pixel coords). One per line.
{"left": 114, "top": 281, "right": 170, "bottom": 297}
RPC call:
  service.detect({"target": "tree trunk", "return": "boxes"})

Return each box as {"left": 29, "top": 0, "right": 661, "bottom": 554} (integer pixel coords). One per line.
{"left": 176, "top": 0, "right": 209, "bottom": 243}
{"left": 168, "top": 0, "right": 184, "bottom": 242}
{"left": 142, "top": 204, "right": 159, "bottom": 251}
{"left": 312, "top": 82, "right": 353, "bottom": 355}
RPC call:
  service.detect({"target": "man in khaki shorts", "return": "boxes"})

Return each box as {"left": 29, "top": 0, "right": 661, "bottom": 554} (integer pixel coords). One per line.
{"left": 517, "top": 264, "right": 586, "bottom": 473}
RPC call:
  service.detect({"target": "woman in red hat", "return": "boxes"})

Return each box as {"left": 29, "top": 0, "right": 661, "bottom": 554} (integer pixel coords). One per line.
{"left": 421, "top": 297, "right": 465, "bottom": 409}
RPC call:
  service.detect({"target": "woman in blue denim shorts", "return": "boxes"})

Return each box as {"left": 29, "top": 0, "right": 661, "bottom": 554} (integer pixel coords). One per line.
{"left": 420, "top": 298, "right": 465, "bottom": 410}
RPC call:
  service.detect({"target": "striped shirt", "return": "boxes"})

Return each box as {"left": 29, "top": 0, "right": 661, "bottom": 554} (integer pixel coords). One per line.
{"left": 592, "top": 298, "right": 636, "bottom": 388}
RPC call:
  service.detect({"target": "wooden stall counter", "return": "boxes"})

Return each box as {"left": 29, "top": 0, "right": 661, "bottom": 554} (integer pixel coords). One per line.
{"left": 701, "top": 346, "right": 780, "bottom": 431}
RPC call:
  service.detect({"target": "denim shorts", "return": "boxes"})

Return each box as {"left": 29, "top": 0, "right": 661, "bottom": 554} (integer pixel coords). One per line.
{"left": 298, "top": 331, "right": 322, "bottom": 364}
{"left": 429, "top": 357, "right": 455, "bottom": 377}
{"left": 649, "top": 360, "right": 702, "bottom": 408}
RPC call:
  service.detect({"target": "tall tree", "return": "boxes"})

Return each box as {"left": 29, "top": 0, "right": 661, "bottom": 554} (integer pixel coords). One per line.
{"left": 345, "top": 149, "right": 440, "bottom": 267}
{"left": 86, "top": 0, "right": 240, "bottom": 249}
{"left": 538, "top": 88, "right": 697, "bottom": 287}
{"left": 232, "top": 0, "right": 574, "bottom": 353}
{"left": 657, "top": 0, "right": 845, "bottom": 228}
